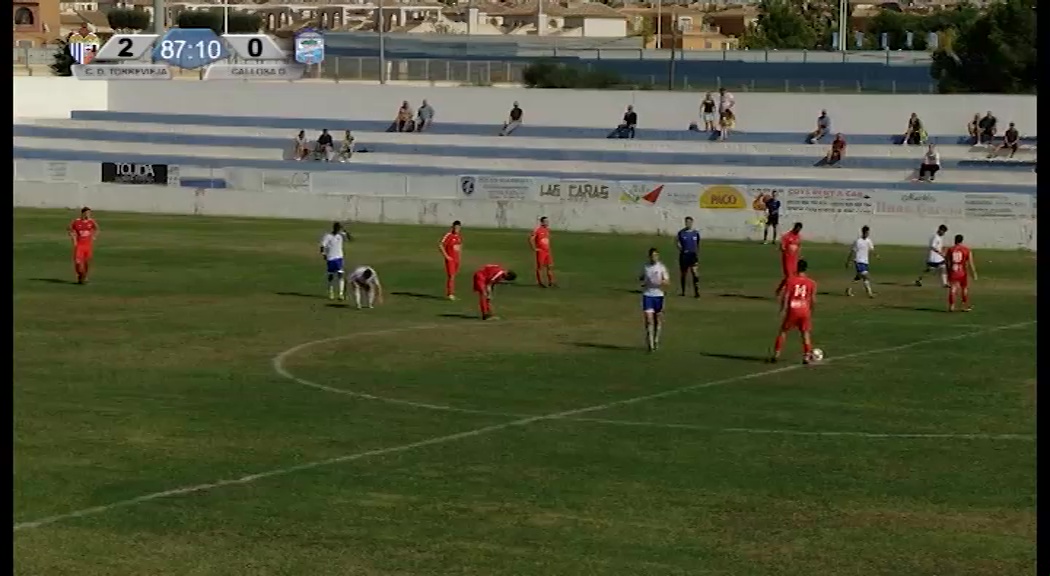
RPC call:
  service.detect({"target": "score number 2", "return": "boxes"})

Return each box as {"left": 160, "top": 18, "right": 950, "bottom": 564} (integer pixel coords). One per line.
{"left": 93, "top": 34, "right": 159, "bottom": 61}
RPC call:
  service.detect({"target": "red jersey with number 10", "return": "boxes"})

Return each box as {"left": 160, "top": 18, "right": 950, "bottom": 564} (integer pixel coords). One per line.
{"left": 946, "top": 244, "right": 971, "bottom": 280}
{"left": 70, "top": 218, "right": 98, "bottom": 245}
{"left": 783, "top": 275, "right": 816, "bottom": 315}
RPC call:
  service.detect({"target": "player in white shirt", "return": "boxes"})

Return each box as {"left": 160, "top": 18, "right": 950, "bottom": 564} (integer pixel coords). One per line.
{"left": 639, "top": 248, "right": 671, "bottom": 352}
{"left": 319, "top": 222, "right": 348, "bottom": 300}
{"left": 915, "top": 224, "right": 949, "bottom": 288}
{"left": 845, "top": 225, "right": 876, "bottom": 298}
{"left": 347, "top": 265, "right": 383, "bottom": 309}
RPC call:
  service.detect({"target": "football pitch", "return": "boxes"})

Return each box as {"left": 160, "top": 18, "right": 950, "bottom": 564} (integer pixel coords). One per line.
{"left": 13, "top": 208, "right": 1036, "bottom": 576}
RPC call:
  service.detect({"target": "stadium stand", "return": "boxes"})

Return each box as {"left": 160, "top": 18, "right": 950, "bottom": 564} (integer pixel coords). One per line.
{"left": 13, "top": 110, "right": 1036, "bottom": 195}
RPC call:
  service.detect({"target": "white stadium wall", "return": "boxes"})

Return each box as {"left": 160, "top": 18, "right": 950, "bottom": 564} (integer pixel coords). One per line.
{"left": 14, "top": 160, "right": 1037, "bottom": 251}
{"left": 104, "top": 81, "right": 1040, "bottom": 135}
{"left": 13, "top": 77, "right": 108, "bottom": 120}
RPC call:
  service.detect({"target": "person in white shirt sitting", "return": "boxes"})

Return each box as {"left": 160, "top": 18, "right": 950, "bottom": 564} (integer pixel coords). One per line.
{"left": 337, "top": 130, "right": 355, "bottom": 163}
{"left": 293, "top": 130, "right": 309, "bottom": 161}
{"left": 918, "top": 144, "right": 941, "bottom": 182}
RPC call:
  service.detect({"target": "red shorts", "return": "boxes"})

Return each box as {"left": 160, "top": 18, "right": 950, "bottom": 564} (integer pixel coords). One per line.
{"left": 74, "top": 243, "right": 93, "bottom": 263}
{"left": 781, "top": 311, "right": 812, "bottom": 333}
{"left": 949, "top": 274, "right": 968, "bottom": 288}
{"left": 536, "top": 251, "right": 553, "bottom": 267}
{"left": 445, "top": 258, "right": 460, "bottom": 276}
{"left": 472, "top": 272, "right": 486, "bottom": 294}
{"left": 781, "top": 258, "right": 798, "bottom": 277}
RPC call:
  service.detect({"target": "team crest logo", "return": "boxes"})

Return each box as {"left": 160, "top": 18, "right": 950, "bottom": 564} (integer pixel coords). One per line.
{"left": 67, "top": 28, "right": 100, "bottom": 65}
{"left": 459, "top": 176, "right": 476, "bottom": 196}
{"left": 294, "top": 28, "right": 325, "bottom": 65}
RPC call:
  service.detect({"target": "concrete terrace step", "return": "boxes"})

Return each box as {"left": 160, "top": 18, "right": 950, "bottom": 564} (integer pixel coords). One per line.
{"left": 15, "top": 125, "right": 1036, "bottom": 173}
{"left": 23, "top": 118, "right": 1009, "bottom": 160}
{"left": 14, "top": 142, "right": 1036, "bottom": 195}
{"left": 12, "top": 136, "right": 1023, "bottom": 185}
{"left": 69, "top": 110, "right": 1038, "bottom": 147}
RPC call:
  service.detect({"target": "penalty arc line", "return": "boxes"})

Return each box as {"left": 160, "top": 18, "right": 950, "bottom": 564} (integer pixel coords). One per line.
{"left": 13, "top": 319, "right": 1035, "bottom": 532}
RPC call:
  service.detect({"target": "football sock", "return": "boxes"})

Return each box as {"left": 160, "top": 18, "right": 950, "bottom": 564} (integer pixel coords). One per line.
{"left": 692, "top": 274, "right": 699, "bottom": 297}
{"left": 446, "top": 275, "right": 454, "bottom": 296}
{"left": 773, "top": 334, "right": 785, "bottom": 353}
{"left": 862, "top": 279, "right": 872, "bottom": 296}
{"left": 367, "top": 289, "right": 376, "bottom": 307}
{"left": 939, "top": 270, "right": 948, "bottom": 287}
{"left": 547, "top": 269, "right": 555, "bottom": 285}
{"left": 645, "top": 320, "right": 655, "bottom": 350}
{"left": 354, "top": 287, "right": 362, "bottom": 308}
{"left": 680, "top": 275, "right": 687, "bottom": 294}
{"left": 535, "top": 269, "right": 543, "bottom": 286}
{"left": 962, "top": 290, "right": 969, "bottom": 305}
{"left": 654, "top": 318, "right": 662, "bottom": 348}
{"left": 802, "top": 341, "right": 812, "bottom": 355}
{"left": 948, "top": 290, "right": 955, "bottom": 308}
{"left": 338, "top": 277, "right": 345, "bottom": 298}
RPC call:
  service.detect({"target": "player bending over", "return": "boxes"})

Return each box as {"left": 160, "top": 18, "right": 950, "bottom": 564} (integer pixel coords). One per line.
{"left": 67, "top": 207, "right": 99, "bottom": 285}
{"left": 775, "top": 222, "right": 804, "bottom": 296}
{"left": 319, "top": 222, "right": 348, "bottom": 300}
{"left": 945, "top": 234, "right": 978, "bottom": 312}
{"left": 771, "top": 259, "right": 819, "bottom": 365}
{"left": 640, "top": 248, "right": 671, "bottom": 352}
{"left": 915, "top": 224, "right": 949, "bottom": 288}
{"left": 675, "top": 217, "right": 701, "bottom": 298}
{"left": 845, "top": 225, "right": 876, "bottom": 298}
{"left": 347, "top": 265, "right": 383, "bottom": 309}
{"left": 529, "top": 216, "right": 556, "bottom": 288}
{"left": 439, "top": 220, "right": 463, "bottom": 300}
{"left": 472, "top": 264, "right": 517, "bottom": 320}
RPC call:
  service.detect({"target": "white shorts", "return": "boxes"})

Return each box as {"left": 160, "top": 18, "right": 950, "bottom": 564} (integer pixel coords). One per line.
{"left": 702, "top": 112, "right": 716, "bottom": 123}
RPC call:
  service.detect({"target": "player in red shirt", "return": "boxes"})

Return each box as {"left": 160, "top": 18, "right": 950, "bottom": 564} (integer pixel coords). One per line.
{"left": 775, "top": 222, "right": 804, "bottom": 296}
{"left": 472, "top": 264, "right": 517, "bottom": 320}
{"left": 438, "top": 220, "right": 463, "bottom": 300}
{"left": 529, "top": 216, "right": 556, "bottom": 288}
{"left": 945, "top": 234, "right": 978, "bottom": 312}
{"left": 771, "top": 259, "right": 818, "bottom": 364}
{"left": 67, "top": 207, "right": 99, "bottom": 284}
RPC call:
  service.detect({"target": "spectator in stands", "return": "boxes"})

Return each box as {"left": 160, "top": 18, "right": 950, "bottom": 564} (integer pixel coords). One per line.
{"left": 500, "top": 102, "right": 523, "bottom": 136}
{"left": 990, "top": 122, "right": 1021, "bottom": 158}
{"left": 293, "top": 130, "right": 309, "bottom": 161}
{"left": 609, "top": 105, "right": 637, "bottom": 139}
{"left": 337, "top": 130, "right": 355, "bottom": 163}
{"left": 718, "top": 109, "right": 735, "bottom": 141}
{"left": 918, "top": 144, "right": 940, "bottom": 182}
{"left": 315, "top": 129, "right": 334, "bottom": 162}
{"left": 977, "top": 111, "right": 998, "bottom": 144}
{"left": 718, "top": 87, "right": 735, "bottom": 121}
{"left": 822, "top": 133, "right": 846, "bottom": 166}
{"left": 417, "top": 100, "right": 434, "bottom": 132}
{"left": 967, "top": 114, "right": 981, "bottom": 145}
{"left": 700, "top": 93, "right": 717, "bottom": 132}
{"left": 807, "top": 110, "right": 831, "bottom": 144}
{"left": 901, "top": 112, "right": 925, "bottom": 146}
{"left": 391, "top": 101, "right": 413, "bottom": 132}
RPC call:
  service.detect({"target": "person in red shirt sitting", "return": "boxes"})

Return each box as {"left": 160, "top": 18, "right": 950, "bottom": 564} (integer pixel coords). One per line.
{"left": 771, "top": 259, "right": 818, "bottom": 364}
{"left": 67, "top": 207, "right": 99, "bottom": 284}
{"left": 472, "top": 264, "right": 517, "bottom": 320}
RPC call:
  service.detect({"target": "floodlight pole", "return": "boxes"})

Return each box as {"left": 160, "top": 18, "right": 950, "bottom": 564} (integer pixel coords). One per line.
{"left": 378, "top": 1, "right": 387, "bottom": 84}
{"left": 153, "top": 0, "right": 164, "bottom": 33}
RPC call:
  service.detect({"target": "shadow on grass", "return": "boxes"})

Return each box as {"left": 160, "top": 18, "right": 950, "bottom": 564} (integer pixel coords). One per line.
{"left": 882, "top": 304, "right": 946, "bottom": 314}
{"left": 29, "top": 277, "right": 77, "bottom": 285}
{"left": 391, "top": 291, "right": 446, "bottom": 301}
{"left": 275, "top": 291, "right": 323, "bottom": 299}
{"left": 718, "top": 292, "right": 769, "bottom": 301}
{"left": 569, "top": 342, "right": 637, "bottom": 351}
{"left": 439, "top": 313, "right": 480, "bottom": 320}
{"left": 697, "top": 351, "right": 769, "bottom": 363}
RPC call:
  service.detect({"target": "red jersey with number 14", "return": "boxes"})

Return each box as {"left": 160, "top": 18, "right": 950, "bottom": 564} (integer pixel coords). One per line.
{"left": 69, "top": 218, "right": 98, "bottom": 245}
{"left": 783, "top": 275, "right": 816, "bottom": 316}
{"left": 946, "top": 244, "right": 972, "bottom": 281}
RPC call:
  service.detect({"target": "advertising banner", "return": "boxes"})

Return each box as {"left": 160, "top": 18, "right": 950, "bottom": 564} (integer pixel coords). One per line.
{"left": 101, "top": 162, "right": 168, "bottom": 185}
{"left": 262, "top": 171, "right": 312, "bottom": 192}
{"left": 538, "top": 180, "right": 618, "bottom": 202}
{"left": 763, "top": 186, "right": 875, "bottom": 215}
{"left": 458, "top": 175, "right": 534, "bottom": 201}
{"left": 874, "top": 191, "right": 1034, "bottom": 219}
{"left": 699, "top": 185, "right": 748, "bottom": 210}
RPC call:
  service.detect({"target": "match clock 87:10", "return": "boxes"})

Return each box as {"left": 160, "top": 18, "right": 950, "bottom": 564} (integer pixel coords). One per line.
{"left": 151, "top": 28, "right": 230, "bottom": 70}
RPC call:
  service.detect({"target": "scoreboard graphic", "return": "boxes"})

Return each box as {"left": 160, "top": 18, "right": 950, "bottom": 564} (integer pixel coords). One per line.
{"left": 70, "top": 28, "right": 326, "bottom": 82}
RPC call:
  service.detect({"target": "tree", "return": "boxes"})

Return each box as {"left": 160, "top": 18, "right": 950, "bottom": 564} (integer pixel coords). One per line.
{"left": 107, "top": 8, "right": 151, "bottom": 32}
{"left": 50, "top": 37, "right": 75, "bottom": 76}
{"left": 741, "top": 0, "right": 818, "bottom": 50}
{"left": 177, "top": 10, "right": 263, "bottom": 34}
{"left": 522, "top": 60, "right": 623, "bottom": 89}
{"left": 930, "top": 0, "right": 1036, "bottom": 93}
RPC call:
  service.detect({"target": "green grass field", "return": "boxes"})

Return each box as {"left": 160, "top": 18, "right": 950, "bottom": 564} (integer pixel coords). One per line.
{"left": 13, "top": 208, "right": 1036, "bottom": 576}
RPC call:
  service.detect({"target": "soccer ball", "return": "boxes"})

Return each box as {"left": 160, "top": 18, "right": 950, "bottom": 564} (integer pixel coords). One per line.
{"left": 809, "top": 348, "right": 825, "bottom": 362}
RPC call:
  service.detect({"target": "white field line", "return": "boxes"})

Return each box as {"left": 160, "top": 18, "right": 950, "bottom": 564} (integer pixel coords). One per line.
{"left": 13, "top": 320, "right": 1035, "bottom": 532}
